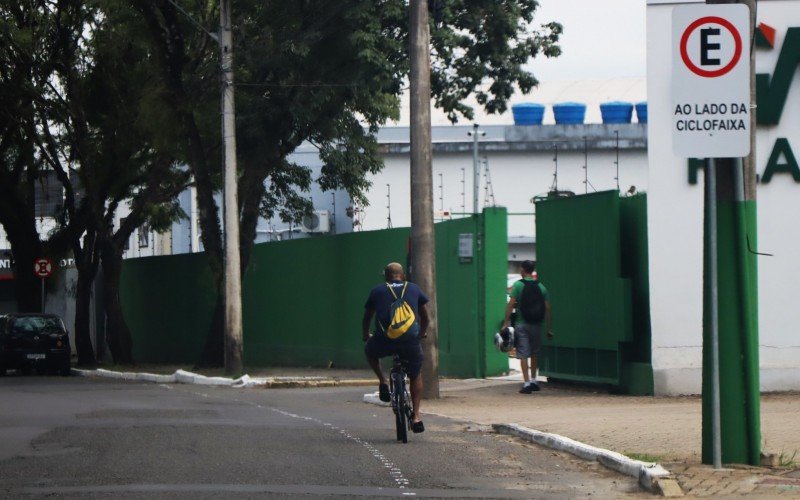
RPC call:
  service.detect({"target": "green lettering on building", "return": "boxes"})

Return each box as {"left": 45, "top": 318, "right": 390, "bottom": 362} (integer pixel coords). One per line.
{"left": 762, "top": 138, "right": 800, "bottom": 183}
{"left": 757, "top": 27, "right": 800, "bottom": 125}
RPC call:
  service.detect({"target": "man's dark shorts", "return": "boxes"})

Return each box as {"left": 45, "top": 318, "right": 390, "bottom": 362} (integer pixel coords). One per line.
{"left": 364, "top": 336, "right": 424, "bottom": 379}
{"left": 514, "top": 323, "right": 542, "bottom": 359}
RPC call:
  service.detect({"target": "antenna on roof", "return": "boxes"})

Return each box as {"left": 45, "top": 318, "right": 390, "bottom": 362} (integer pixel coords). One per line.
{"left": 460, "top": 168, "right": 466, "bottom": 213}
{"left": 483, "top": 157, "right": 496, "bottom": 207}
{"left": 438, "top": 172, "right": 443, "bottom": 211}
{"left": 386, "top": 184, "right": 393, "bottom": 229}
{"left": 614, "top": 130, "right": 620, "bottom": 193}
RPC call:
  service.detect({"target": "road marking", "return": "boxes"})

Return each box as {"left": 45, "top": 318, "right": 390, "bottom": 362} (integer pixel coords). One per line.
{"left": 186, "top": 390, "right": 415, "bottom": 495}
{"left": 17, "top": 484, "right": 560, "bottom": 497}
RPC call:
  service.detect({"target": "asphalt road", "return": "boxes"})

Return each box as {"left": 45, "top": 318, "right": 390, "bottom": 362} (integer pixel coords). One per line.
{"left": 0, "top": 375, "right": 646, "bottom": 499}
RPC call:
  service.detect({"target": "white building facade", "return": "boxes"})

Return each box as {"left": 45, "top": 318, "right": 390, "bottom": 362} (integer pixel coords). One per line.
{"left": 646, "top": 0, "right": 800, "bottom": 394}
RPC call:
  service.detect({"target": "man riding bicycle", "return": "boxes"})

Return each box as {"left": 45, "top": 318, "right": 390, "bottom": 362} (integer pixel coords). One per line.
{"left": 362, "top": 262, "right": 429, "bottom": 433}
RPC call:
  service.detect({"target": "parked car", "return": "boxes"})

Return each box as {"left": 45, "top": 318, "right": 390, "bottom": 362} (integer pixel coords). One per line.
{"left": 0, "top": 314, "right": 71, "bottom": 376}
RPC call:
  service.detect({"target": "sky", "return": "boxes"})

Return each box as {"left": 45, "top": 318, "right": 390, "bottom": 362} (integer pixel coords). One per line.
{"left": 530, "top": 0, "right": 647, "bottom": 82}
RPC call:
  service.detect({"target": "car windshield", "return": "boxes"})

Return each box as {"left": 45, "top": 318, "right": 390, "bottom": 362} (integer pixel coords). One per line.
{"left": 10, "top": 316, "right": 64, "bottom": 335}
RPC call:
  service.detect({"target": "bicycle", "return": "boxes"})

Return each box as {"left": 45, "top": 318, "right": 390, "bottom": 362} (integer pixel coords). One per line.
{"left": 389, "top": 354, "right": 414, "bottom": 443}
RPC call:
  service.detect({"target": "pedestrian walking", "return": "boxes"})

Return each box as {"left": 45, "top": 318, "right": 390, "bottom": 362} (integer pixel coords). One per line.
{"left": 503, "top": 260, "right": 553, "bottom": 393}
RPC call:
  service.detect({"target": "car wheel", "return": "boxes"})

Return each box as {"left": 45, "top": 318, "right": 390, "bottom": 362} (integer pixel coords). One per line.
{"left": 0, "top": 366, "right": 5, "bottom": 376}
{"left": 60, "top": 364, "right": 71, "bottom": 376}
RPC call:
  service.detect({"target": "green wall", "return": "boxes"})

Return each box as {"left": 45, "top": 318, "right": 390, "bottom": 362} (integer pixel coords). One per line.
{"left": 122, "top": 251, "right": 218, "bottom": 364}
{"left": 120, "top": 208, "right": 508, "bottom": 378}
{"left": 535, "top": 191, "right": 653, "bottom": 394}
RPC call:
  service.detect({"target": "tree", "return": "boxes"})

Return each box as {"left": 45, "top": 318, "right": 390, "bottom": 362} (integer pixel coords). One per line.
{"left": 128, "top": 0, "right": 561, "bottom": 367}
{"left": 0, "top": 1, "right": 73, "bottom": 313}
{"left": 59, "top": 1, "right": 192, "bottom": 365}
{"left": 1, "top": 0, "right": 193, "bottom": 365}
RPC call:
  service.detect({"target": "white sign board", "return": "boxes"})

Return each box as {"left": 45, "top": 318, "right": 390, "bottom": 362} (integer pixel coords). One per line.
{"left": 458, "top": 233, "right": 473, "bottom": 260}
{"left": 672, "top": 4, "right": 750, "bottom": 157}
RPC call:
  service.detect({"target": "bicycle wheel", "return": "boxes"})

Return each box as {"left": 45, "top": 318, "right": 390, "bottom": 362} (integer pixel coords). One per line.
{"left": 393, "top": 373, "right": 408, "bottom": 443}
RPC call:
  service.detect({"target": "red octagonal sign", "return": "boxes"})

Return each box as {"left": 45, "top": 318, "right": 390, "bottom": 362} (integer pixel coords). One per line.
{"left": 34, "top": 257, "right": 53, "bottom": 278}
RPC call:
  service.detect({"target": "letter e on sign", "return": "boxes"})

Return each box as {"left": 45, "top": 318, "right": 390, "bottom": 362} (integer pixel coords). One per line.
{"left": 672, "top": 4, "right": 750, "bottom": 158}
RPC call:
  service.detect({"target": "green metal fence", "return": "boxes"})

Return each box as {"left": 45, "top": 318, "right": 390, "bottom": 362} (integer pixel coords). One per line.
{"left": 535, "top": 191, "right": 653, "bottom": 394}
{"left": 120, "top": 208, "right": 509, "bottom": 378}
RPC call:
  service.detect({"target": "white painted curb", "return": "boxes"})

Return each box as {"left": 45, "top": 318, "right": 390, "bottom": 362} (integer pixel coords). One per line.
{"left": 70, "top": 368, "right": 365, "bottom": 389}
{"left": 72, "top": 368, "right": 260, "bottom": 388}
{"left": 493, "top": 423, "right": 671, "bottom": 491}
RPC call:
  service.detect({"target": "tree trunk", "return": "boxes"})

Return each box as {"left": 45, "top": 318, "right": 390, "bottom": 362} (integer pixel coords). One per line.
{"left": 196, "top": 296, "right": 224, "bottom": 368}
{"left": 0, "top": 185, "right": 43, "bottom": 312}
{"left": 195, "top": 170, "right": 264, "bottom": 368}
{"left": 73, "top": 269, "right": 97, "bottom": 366}
{"left": 10, "top": 237, "right": 43, "bottom": 313}
{"left": 99, "top": 238, "right": 134, "bottom": 365}
{"left": 72, "top": 230, "right": 99, "bottom": 367}
{"left": 238, "top": 169, "right": 267, "bottom": 272}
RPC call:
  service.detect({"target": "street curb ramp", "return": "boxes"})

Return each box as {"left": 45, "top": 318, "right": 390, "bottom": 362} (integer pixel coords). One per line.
{"left": 493, "top": 423, "right": 673, "bottom": 493}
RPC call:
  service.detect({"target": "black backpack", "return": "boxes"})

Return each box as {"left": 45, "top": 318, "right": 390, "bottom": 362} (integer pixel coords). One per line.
{"left": 518, "top": 279, "right": 545, "bottom": 324}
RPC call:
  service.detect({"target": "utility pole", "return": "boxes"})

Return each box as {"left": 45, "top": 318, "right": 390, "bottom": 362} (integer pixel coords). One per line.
{"left": 220, "top": 0, "right": 243, "bottom": 376}
{"left": 409, "top": 0, "right": 439, "bottom": 399}
{"left": 743, "top": 0, "right": 757, "bottom": 202}
{"left": 468, "top": 124, "right": 485, "bottom": 213}
{"left": 698, "top": 0, "right": 760, "bottom": 466}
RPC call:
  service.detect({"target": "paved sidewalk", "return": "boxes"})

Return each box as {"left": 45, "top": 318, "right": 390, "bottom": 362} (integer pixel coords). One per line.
{"left": 424, "top": 376, "right": 800, "bottom": 497}
{"left": 90, "top": 363, "right": 800, "bottom": 497}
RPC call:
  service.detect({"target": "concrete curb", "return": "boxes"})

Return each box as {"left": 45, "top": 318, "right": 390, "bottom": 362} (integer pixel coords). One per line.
{"left": 263, "top": 378, "right": 375, "bottom": 388}
{"left": 493, "top": 423, "right": 672, "bottom": 493}
{"left": 361, "top": 394, "right": 675, "bottom": 494}
{"left": 72, "top": 368, "right": 376, "bottom": 390}
{"left": 360, "top": 395, "right": 671, "bottom": 492}
{"left": 72, "top": 368, "right": 258, "bottom": 387}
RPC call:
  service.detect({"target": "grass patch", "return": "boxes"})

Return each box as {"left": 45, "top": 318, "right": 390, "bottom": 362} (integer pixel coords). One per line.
{"left": 625, "top": 452, "right": 665, "bottom": 464}
{"left": 779, "top": 449, "right": 798, "bottom": 468}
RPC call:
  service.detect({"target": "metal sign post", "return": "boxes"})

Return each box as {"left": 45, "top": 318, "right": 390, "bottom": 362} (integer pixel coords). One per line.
{"left": 706, "top": 158, "right": 722, "bottom": 469}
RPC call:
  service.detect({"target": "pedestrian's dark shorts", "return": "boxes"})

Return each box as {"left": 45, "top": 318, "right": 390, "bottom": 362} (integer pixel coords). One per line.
{"left": 514, "top": 323, "right": 542, "bottom": 359}
{"left": 364, "top": 335, "right": 424, "bottom": 379}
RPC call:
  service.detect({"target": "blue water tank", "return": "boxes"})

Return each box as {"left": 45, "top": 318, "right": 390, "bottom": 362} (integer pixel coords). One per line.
{"left": 635, "top": 102, "right": 648, "bottom": 124}
{"left": 552, "top": 102, "right": 586, "bottom": 125}
{"left": 600, "top": 101, "right": 633, "bottom": 124}
{"left": 511, "top": 103, "right": 545, "bottom": 125}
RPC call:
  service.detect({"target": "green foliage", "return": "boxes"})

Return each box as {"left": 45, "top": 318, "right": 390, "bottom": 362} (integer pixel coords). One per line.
{"left": 232, "top": 0, "right": 560, "bottom": 222}
{"left": 129, "top": 0, "right": 561, "bottom": 232}
{"left": 779, "top": 449, "right": 798, "bottom": 468}
{"left": 428, "top": 0, "right": 562, "bottom": 121}
{"left": 73, "top": 0, "right": 560, "bottom": 364}
{"left": 624, "top": 452, "right": 664, "bottom": 464}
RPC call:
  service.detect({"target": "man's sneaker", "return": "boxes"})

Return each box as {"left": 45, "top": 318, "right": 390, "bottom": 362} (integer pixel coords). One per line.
{"left": 519, "top": 384, "right": 534, "bottom": 394}
{"left": 530, "top": 382, "right": 541, "bottom": 392}
{"left": 378, "top": 383, "right": 391, "bottom": 402}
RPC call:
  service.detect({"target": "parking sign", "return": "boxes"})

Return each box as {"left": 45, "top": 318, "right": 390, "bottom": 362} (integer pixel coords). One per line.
{"left": 672, "top": 4, "right": 750, "bottom": 157}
